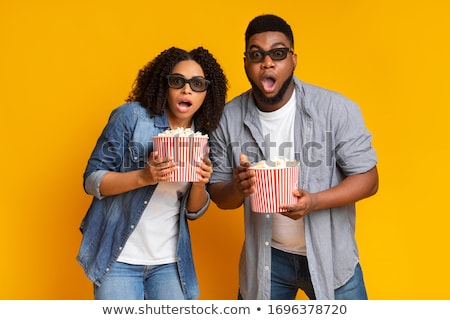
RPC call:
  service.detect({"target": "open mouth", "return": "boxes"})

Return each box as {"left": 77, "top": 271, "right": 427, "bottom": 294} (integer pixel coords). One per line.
{"left": 262, "top": 75, "right": 276, "bottom": 92}
{"left": 177, "top": 100, "right": 192, "bottom": 112}
{"left": 179, "top": 100, "right": 192, "bottom": 107}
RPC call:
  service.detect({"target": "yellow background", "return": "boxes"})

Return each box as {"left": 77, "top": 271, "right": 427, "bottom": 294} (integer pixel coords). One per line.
{"left": 1, "top": 0, "right": 449, "bottom": 299}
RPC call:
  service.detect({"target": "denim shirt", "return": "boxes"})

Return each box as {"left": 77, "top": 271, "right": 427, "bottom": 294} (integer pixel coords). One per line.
{"left": 77, "top": 102, "right": 209, "bottom": 299}
{"left": 209, "top": 77, "right": 378, "bottom": 299}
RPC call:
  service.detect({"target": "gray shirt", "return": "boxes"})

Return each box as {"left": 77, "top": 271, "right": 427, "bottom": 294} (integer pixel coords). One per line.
{"left": 209, "top": 77, "right": 378, "bottom": 299}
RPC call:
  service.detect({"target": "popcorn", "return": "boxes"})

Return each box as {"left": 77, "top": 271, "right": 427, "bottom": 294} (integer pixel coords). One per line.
{"left": 153, "top": 128, "right": 209, "bottom": 182}
{"left": 157, "top": 127, "right": 208, "bottom": 138}
{"left": 252, "top": 157, "right": 298, "bottom": 168}
{"left": 249, "top": 157, "right": 299, "bottom": 213}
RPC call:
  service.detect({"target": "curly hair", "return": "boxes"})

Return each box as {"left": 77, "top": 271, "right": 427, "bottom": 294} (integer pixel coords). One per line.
{"left": 126, "top": 47, "right": 228, "bottom": 132}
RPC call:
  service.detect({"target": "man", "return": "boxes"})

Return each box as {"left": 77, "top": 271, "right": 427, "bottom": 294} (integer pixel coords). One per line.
{"left": 208, "top": 14, "right": 378, "bottom": 300}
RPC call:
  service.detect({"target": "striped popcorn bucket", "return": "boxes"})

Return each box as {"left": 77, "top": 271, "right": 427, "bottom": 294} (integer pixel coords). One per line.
{"left": 152, "top": 136, "right": 208, "bottom": 182}
{"left": 249, "top": 165, "right": 299, "bottom": 213}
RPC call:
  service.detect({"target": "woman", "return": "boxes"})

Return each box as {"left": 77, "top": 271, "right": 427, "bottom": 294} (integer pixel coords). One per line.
{"left": 77, "top": 47, "right": 228, "bottom": 299}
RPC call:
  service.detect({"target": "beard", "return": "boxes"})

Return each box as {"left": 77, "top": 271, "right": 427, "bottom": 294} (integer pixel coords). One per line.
{"left": 247, "top": 73, "right": 294, "bottom": 106}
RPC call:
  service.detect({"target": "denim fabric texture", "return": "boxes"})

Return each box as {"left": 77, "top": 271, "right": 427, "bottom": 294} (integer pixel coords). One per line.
{"left": 270, "top": 248, "right": 367, "bottom": 300}
{"left": 94, "top": 261, "right": 185, "bottom": 300}
{"left": 270, "top": 247, "right": 316, "bottom": 299}
{"left": 77, "top": 102, "right": 208, "bottom": 300}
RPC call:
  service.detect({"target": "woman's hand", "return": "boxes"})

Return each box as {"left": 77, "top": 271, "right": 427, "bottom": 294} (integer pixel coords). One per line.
{"left": 141, "top": 151, "right": 176, "bottom": 185}
{"left": 192, "top": 152, "right": 213, "bottom": 187}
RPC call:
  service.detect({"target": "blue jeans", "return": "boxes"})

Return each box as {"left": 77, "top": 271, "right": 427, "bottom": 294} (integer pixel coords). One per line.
{"left": 270, "top": 247, "right": 368, "bottom": 300}
{"left": 334, "top": 263, "right": 368, "bottom": 300}
{"left": 94, "top": 261, "right": 185, "bottom": 300}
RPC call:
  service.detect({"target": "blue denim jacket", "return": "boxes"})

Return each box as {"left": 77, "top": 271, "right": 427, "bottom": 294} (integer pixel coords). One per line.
{"left": 77, "top": 102, "right": 208, "bottom": 299}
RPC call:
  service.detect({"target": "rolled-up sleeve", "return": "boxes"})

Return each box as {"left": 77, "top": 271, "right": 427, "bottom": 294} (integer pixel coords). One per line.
{"left": 84, "top": 170, "right": 109, "bottom": 199}
{"left": 333, "top": 99, "right": 378, "bottom": 175}
{"left": 186, "top": 191, "right": 210, "bottom": 220}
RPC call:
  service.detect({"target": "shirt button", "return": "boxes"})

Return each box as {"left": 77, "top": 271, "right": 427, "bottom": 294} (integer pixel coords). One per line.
{"left": 119, "top": 246, "right": 123, "bottom": 250}
{"left": 265, "top": 241, "right": 269, "bottom": 246}
{"left": 134, "top": 156, "right": 138, "bottom": 160}
{"left": 144, "top": 201, "right": 148, "bottom": 205}
{"left": 106, "top": 268, "right": 110, "bottom": 272}
{"left": 130, "top": 225, "right": 135, "bottom": 229}
{"left": 266, "top": 214, "right": 270, "bottom": 219}
{"left": 264, "top": 266, "right": 270, "bottom": 271}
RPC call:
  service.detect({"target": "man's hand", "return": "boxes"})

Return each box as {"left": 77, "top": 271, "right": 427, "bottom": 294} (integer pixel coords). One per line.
{"left": 232, "top": 154, "right": 256, "bottom": 197}
{"left": 279, "top": 189, "right": 317, "bottom": 220}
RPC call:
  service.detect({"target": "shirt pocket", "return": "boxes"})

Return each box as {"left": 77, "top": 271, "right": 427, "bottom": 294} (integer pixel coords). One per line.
{"left": 122, "top": 143, "right": 147, "bottom": 171}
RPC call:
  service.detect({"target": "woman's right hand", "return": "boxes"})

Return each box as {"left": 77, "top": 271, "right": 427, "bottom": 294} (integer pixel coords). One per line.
{"left": 142, "top": 151, "right": 176, "bottom": 185}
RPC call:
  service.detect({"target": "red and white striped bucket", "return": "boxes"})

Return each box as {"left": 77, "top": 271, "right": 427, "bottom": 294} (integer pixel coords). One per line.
{"left": 249, "top": 165, "right": 299, "bottom": 213}
{"left": 152, "top": 136, "right": 208, "bottom": 182}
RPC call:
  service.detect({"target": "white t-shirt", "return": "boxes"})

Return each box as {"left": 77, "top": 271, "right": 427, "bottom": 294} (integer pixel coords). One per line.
{"left": 257, "top": 91, "right": 306, "bottom": 255}
{"left": 118, "top": 181, "right": 189, "bottom": 265}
